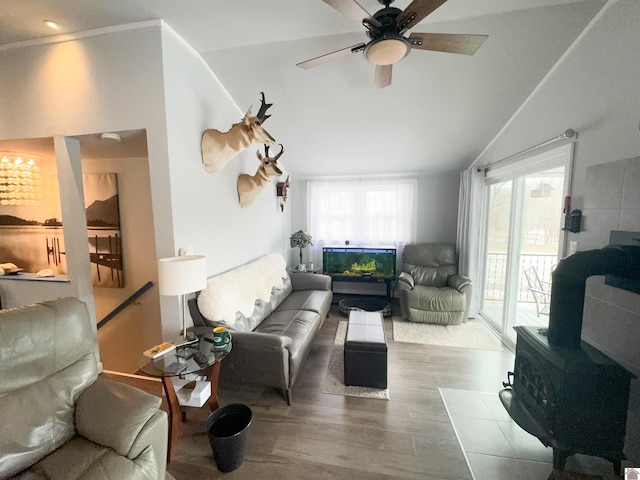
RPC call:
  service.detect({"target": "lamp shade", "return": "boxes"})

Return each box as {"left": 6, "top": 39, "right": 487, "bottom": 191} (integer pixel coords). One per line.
{"left": 158, "top": 255, "right": 207, "bottom": 296}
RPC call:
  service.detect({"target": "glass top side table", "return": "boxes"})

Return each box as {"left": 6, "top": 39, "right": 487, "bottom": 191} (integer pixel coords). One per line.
{"left": 139, "top": 334, "right": 231, "bottom": 462}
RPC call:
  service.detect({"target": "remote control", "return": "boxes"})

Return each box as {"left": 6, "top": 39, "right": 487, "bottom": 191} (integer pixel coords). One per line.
{"left": 193, "top": 351, "right": 209, "bottom": 366}
{"left": 165, "top": 362, "right": 187, "bottom": 375}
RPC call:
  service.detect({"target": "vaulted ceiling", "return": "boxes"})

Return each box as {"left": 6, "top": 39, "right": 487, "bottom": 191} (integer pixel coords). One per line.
{"left": 0, "top": 0, "right": 607, "bottom": 177}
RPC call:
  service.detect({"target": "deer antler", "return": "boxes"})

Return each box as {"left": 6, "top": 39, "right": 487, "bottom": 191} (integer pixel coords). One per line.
{"left": 256, "top": 92, "right": 273, "bottom": 124}
{"left": 260, "top": 143, "right": 284, "bottom": 162}
{"left": 271, "top": 143, "right": 284, "bottom": 160}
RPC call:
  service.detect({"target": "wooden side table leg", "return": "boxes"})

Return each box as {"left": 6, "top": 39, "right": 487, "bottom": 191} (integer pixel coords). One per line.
{"left": 162, "top": 377, "right": 181, "bottom": 463}
{"left": 206, "top": 361, "right": 222, "bottom": 412}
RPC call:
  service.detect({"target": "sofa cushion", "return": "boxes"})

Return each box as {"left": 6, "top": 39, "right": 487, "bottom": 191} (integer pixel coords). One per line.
{"left": 406, "top": 286, "right": 466, "bottom": 312}
{"left": 231, "top": 275, "right": 294, "bottom": 332}
{"left": 406, "top": 309, "right": 465, "bottom": 325}
{"left": 75, "top": 378, "right": 162, "bottom": 458}
{"left": 275, "top": 289, "right": 332, "bottom": 315}
{"left": 405, "top": 286, "right": 466, "bottom": 325}
{"left": 14, "top": 437, "right": 157, "bottom": 480}
{"left": 255, "top": 309, "right": 322, "bottom": 382}
{"left": 269, "top": 275, "right": 293, "bottom": 312}
{"left": 197, "top": 254, "right": 288, "bottom": 328}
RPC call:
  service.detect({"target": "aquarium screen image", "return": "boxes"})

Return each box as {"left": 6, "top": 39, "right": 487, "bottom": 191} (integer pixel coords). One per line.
{"left": 322, "top": 246, "right": 396, "bottom": 279}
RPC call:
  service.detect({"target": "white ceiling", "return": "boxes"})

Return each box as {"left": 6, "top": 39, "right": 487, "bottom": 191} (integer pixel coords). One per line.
{"left": 0, "top": 0, "right": 606, "bottom": 177}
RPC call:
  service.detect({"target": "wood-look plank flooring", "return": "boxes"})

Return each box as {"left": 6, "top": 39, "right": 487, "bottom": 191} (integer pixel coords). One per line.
{"left": 160, "top": 305, "right": 516, "bottom": 479}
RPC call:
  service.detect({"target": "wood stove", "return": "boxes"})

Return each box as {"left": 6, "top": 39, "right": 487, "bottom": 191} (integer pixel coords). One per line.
{"left": 500, "top": 245, "right": 640, "bottom": 475}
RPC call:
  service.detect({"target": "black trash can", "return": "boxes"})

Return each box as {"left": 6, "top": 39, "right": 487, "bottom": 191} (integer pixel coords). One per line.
{"left": 205, "top": 403, "right": 252, "bottom": 473}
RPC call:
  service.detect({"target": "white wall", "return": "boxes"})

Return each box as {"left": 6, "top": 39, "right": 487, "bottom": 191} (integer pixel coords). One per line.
{"left": 160, "top": 28, "right": 288, "bottom": 271}
{"left": 0, "top": 27, "right": 167, "bottom": 143}
{"left": 473, "top": 0, "right": 640, "bottom": 461}
{"left": 416, "top": 172, "right": 460, "bottom": 243}
{"left": 474, "top": 0, "right": 640, "bottom": 202}
{"left": 158, "top": 28, "right": 290, "bottom": 338}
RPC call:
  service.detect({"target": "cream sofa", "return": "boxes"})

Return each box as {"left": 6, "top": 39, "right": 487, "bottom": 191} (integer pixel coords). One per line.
{"left": 188, "top": 253, "right": 332, "bottom": 404}
{"left": 0, "top": 297, "right": 168, "bottom": 480}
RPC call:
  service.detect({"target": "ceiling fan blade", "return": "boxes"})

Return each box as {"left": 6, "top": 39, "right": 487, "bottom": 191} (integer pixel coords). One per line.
{"left": 408, "top": 33, "right": 488, "bottom": 55}
{"left": 323, "top": 0, "right": 382, "bottom": 28}
{"left": 374, "top": 64, "right": 392, "bottom": 89}
{"left": 396, "top": 0, "right": 448, "bottom": 32}
{"left": 296, "top": 43, "right": 365, "bottom": 69}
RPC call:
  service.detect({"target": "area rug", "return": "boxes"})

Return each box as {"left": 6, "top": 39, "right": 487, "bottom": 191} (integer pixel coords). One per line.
{"left": 321, "top": 321, "right": 390, "bottom": 400}
{"left": 392, "top": 318, "right": 503, "bottom": 351}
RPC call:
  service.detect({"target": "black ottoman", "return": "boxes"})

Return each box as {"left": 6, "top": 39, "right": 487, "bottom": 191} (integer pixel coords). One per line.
{"left": 344, "top": 311, "right": 388, "bottom": 389}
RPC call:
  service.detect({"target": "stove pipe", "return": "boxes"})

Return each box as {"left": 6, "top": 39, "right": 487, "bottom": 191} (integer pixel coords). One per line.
{"left": 548, "top": 245, "right": 640, "bottom": 348}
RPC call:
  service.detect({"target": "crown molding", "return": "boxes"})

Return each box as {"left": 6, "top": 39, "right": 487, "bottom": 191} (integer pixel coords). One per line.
{"left": 0, "top": 20, "right": 162, "bottom": 52}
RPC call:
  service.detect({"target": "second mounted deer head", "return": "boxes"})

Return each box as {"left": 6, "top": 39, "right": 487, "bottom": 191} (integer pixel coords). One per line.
{"left": 201, "top": 92, "right": 274, "bottom": 173}
{"left": 277, "top": 175, "right": 290, "bottom": 212}
{"left": 237, "top": 144, "right": 284, "bottom": 208}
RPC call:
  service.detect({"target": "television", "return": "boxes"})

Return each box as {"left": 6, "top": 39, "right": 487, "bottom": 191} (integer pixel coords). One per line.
{"left": 322, "top": 246, "right": 396, "bottom": 280}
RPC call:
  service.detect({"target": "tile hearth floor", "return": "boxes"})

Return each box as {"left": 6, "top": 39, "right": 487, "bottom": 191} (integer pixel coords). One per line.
{"left": 440, "top": 389, "right": 628, "bottom": 480}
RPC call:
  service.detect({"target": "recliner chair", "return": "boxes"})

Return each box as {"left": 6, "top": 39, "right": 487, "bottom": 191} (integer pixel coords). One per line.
{"left": 398, "top": 243, "right": 472, "bottom": 325}
{"left": 0, "top": 297, "right": 168, "bottom": 480}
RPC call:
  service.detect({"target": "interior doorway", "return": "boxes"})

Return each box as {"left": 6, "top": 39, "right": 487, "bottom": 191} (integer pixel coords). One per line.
{"left": 75, "top": 129, "right": 162, "bottom": 373}
{"left": 0, "top": 130, "right": 160, "bottom": 372}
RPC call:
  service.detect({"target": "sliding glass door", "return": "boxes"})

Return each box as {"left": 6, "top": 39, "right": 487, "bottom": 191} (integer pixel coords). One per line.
{"left": 482, "top": 181, "right": 512, "bottom": 332}
{"left": 479, "top": 145, "right": 573, "bottom": 345}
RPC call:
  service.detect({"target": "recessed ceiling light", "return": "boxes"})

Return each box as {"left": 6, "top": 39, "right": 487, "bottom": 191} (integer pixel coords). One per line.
{"left": 101, "top": 132, "right": 122, "bottom": 142}
{"left": 43, "top": 20, "right": 61, "bottom": 30}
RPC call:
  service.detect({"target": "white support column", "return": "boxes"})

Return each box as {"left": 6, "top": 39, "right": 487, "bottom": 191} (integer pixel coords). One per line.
{"left": 54, "top": 135, "right": 98, "bottom": 357}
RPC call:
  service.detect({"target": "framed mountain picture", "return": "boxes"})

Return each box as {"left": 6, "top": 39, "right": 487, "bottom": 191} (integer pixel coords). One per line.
{"left": 84, "top": 173, "right": 123, "bottom": 288}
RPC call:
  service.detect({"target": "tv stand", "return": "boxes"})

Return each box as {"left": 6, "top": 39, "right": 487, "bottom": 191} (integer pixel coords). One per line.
{"left": 329, "top": 274, "right": 393, "bottom": 299}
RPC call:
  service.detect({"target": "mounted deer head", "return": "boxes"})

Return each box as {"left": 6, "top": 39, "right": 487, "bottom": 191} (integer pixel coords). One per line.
{"left": 201, "top": 92, "right": 274, "bottom": 173}
{"left": 237, "top": 144, "right": 284, "bottom": 208}
{"left": 277, "top": 175, "right": 290, "bottom": 212}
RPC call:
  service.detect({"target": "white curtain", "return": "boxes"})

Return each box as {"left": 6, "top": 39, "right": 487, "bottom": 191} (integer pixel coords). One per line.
{"left": 307, "top": 178, "right": 417, "bottom": 270}
{"left": 456, "top": 167, "right": 484, "bottom": 318}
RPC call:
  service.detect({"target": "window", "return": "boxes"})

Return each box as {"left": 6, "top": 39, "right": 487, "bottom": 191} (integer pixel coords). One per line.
{"left": 307, "top": 178, "right": 417, "bottom": 253}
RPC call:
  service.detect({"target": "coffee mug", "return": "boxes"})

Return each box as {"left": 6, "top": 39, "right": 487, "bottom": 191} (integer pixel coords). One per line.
{"left": 212, "top": 326, "right": 231, "bottom": 348}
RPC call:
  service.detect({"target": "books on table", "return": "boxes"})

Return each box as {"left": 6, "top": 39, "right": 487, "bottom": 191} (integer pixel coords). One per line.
{"left": 143, "top": 341, "right": 176, "bottom": 359}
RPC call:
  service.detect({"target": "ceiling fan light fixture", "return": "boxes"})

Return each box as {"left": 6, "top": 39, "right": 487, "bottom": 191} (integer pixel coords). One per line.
{"left": 364, "top": 36, "right": 410, "bottom": 66}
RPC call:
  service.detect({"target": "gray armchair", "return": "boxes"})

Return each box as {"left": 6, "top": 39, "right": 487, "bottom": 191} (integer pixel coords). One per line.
{"left": 0, "top": 297, "right": 168, "bottom": 480}
{"left": 398, "top": 243, "right": 472, "bottom": 325}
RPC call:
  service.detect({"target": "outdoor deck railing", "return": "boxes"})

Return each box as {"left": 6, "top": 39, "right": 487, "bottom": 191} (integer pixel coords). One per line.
{"left": 484, "top": 253, "right": 557, "bottom": 302}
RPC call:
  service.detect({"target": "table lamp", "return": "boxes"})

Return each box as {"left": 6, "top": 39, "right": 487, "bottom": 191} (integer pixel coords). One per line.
{"left": 158, "top": 255, "right": 207, "bottom": 339}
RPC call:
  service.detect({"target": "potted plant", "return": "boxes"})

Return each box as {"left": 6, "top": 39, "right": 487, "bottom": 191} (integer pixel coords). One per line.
{"left": 290, "top": 230, "right": 313, "bottom": 272}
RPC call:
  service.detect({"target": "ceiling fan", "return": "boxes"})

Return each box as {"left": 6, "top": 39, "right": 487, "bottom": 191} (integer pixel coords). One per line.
{"left": 296, "top": 0, "right": 488, "bottom": 88}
